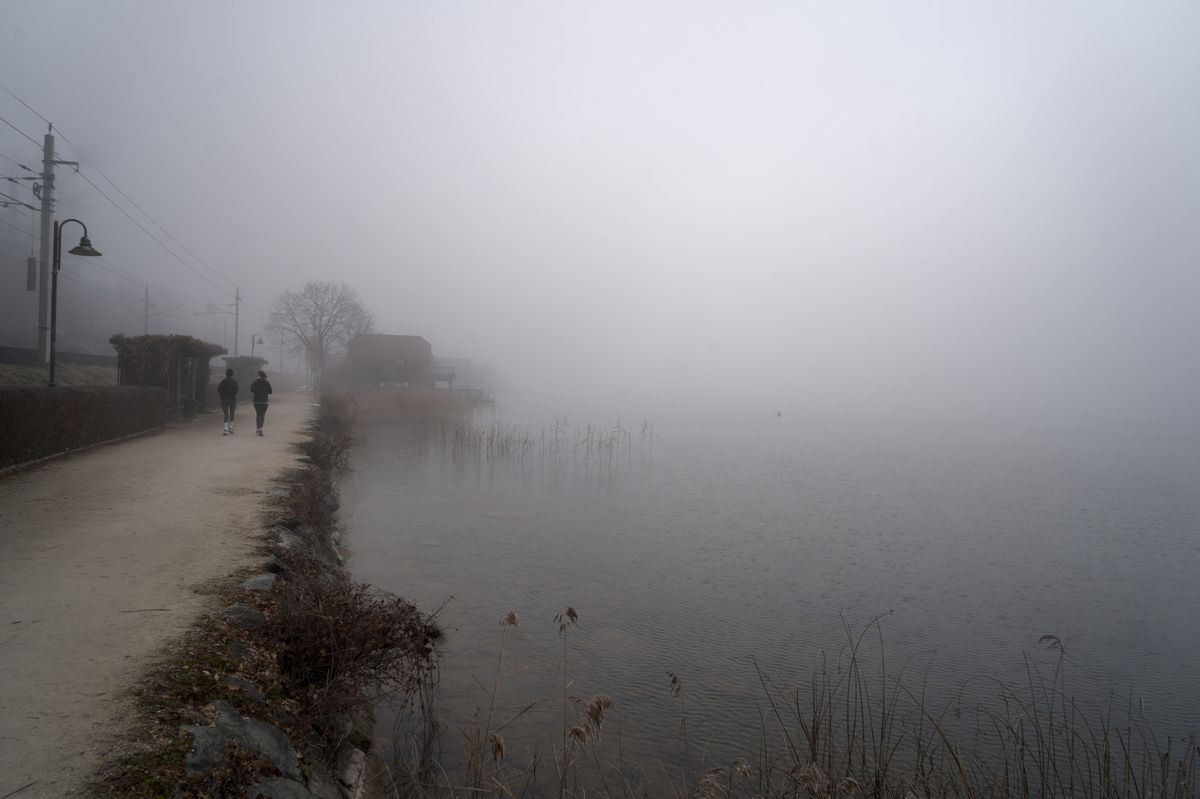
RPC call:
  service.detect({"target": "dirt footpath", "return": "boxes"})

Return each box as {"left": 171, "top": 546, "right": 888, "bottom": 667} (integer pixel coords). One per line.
{"left": 0, "top": 394, "right": 312, "bottom": 797}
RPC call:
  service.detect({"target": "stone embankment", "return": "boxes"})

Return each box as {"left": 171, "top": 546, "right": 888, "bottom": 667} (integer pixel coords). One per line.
{"left": 164, "top": 515, "right": 370, "bottom": 798}
{"left": 86, "top": 398, "right": 437, "bottom": 797}
{"left": 0, "top": 394, "right": 309, "bottom": 797}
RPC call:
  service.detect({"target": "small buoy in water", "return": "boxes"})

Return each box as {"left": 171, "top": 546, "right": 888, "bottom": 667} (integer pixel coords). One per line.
{"left": 776, "top": 411, "right": 782, "bottom": 418}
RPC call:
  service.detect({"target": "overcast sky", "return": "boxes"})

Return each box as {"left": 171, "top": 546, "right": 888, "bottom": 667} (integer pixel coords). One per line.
{"left": 2, "top": 2, "right": 1198, "bottom": 426}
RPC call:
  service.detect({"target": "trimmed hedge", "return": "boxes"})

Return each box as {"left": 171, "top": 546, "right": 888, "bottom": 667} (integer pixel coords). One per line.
{"left": 0, "top": 385, "right": 167, "bottom": 470}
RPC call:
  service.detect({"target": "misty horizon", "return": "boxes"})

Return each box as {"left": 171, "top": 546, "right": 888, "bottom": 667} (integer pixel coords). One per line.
{"left": 2, "top": 2, "right": 1198, "bottom": 429}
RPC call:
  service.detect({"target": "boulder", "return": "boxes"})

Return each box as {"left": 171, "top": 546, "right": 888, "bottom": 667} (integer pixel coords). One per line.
{"left": 249, "top": 776, "right": 316, "bottom": 798}
{"left": 223, "top": 603, "right": 266, "bottom": 630}
{"left": 223, "top": 675, "right": 265, "bottom": 703}
{"left": 241, "top": 573, "right": 278, "bottom": 592}
{"left": 336, "top": 746, "right": 366, "bottom": 796}
{"left": 228, "top": 640, "right": 254, "bottom": 663}
{"left": 183, "top": 700, "right": 300, "bottom": 780}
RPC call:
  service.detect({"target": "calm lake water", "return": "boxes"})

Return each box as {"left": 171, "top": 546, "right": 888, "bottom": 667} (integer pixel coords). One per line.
{"left": 340, "top": 410, "right": 1200, "bottom": 777}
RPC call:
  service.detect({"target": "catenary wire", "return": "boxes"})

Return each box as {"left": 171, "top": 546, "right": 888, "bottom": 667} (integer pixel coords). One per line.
{"left": 68, "top": 168, "right": 231, "bottom": 296}
{"left": 0, "top": 153, "right": 36, "bottom": 172}
{"left": 3, "top": 87, "right": 257, "bottom": 321}
{"left": 0, "top": 81, "right": 53, "bottom": 130}
{"left": 0, "top": 113, "right": 40, "bottom": 148}
{"left": 85, "top": 164, "right": 238, "bottom": 290}
{"left": 0, "top": 215, "right": 37, "bottom": 239}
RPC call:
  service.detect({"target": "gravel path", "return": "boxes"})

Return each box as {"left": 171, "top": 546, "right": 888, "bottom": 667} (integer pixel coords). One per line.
{"left": 0, "top": 394, "right": 312, "bottom": 797}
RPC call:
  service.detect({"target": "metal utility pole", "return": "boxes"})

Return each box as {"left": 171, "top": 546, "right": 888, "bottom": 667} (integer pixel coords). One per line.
{"left": 37, "top": 132, "right": 55, "bottom": 360}
{"left": 234, "top": 286, "right": 240, "bottom": 356}
{"left": 36, "top": 127, "right": 78, "bottom": 362}
{"left": 144, "top": 284, "right": 150, "bottom": 334}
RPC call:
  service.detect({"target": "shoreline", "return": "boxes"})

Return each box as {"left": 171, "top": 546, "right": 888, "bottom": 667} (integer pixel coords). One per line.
{"left": 0, "top": 394, "right": 311, "bottom": 796}
{"left": 80, "top": 396, "right": 436, "bottom": 797}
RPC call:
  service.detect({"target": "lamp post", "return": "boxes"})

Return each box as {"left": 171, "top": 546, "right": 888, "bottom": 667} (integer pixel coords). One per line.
{"left": 251, "top": 333, "right": 264, "bottom": 358}
{"left": 49, "top": 218, "right": 102, "bottom": 386}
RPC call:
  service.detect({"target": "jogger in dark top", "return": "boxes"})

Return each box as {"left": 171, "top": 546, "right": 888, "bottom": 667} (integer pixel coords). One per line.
{"left": 249, "top": 370, "right": 273, "bottom": 436}
{"left": 217, "top": 369, "right": 239, "bottom": 435}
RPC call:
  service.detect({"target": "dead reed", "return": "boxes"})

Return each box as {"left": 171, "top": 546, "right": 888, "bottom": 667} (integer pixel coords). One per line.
{"left": 378, "top": 613, "right": 1197, "bottom": 799}
{"left": 352, "top": 388, "right": 655, "bottom": 473}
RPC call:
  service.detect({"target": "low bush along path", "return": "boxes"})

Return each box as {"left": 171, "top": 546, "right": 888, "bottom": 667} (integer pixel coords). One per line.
{"left": 0, "top": 393, "right": 312, "bottom": 797}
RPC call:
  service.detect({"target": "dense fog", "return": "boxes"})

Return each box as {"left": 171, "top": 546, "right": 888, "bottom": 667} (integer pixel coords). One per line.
{"left": 2, "top": 2, "right": 1198, "bottom": 429}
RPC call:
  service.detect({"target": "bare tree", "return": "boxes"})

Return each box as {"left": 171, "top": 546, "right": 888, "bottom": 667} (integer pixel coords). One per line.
{"left": 267, "top": 281, "right": 374, "bottom": 380}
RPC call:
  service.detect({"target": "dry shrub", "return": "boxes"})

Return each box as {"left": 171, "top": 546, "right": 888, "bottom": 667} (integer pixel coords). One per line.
{"left": 301, "top": 430, "right": 355, "bottom": 472}
{"left": 272, "top": 565, "right": 438, "bottom": 720}
{"left": 296, "top": 395, "right": 358, "bottom": 472}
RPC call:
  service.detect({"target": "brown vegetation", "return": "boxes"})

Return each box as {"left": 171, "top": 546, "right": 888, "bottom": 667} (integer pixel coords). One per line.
{"left": 89, "top": 397, "right": 437, "bottom": 797}
{"left": 355, "top": 389, "right": 652, "bottom": 471}
{"left": 384, "top": 613, "right": 1197, "bottom": 798}
{"left": 0, "top": 362, "right": 117, "bottom": 386}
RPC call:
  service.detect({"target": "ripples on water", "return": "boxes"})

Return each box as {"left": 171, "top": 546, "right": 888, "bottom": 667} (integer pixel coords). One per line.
{"left": 340, "top": 412, "right": 1200, "bottom": 777}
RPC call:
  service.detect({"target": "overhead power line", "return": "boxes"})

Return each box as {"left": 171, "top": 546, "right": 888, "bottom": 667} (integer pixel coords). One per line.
{"left": 0, "top": 215, "right": 37, "bottom": 239}
{"left": 70, "top": 168, "right": 230, "bottom": 295}
{"left": 0, "top": 113, "right": 40, "bottom": 148}
{"left": 1, "top": 83, "right": 249, "bottom": 322}
{"left": 64, "top": 250, "right": 209, "bottom": 315}
{"left": 58, "top": 272, "right": 143, "bottom": 300}
{"left": 0, "top": 155, "right": 36, "bottom": 172}
{"left": 0, "top": 191, "right": 35, "bottom": 210}
{"left": 85, "top": 164, "right": 238, "bottom": 291}
{"left": 0, "top": 81, "right": 52, "bottom": 129}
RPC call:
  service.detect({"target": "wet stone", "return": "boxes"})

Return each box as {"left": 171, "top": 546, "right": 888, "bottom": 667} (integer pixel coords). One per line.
{"left": 222, "top": 603, "right": 266, "bottom": 629}
{"left": 250, "top": 777, "right": 316, "bottom": 799}
{"left": 177, "top": 707, "right": 206, "bottom": 725}
{"left": 241, "top": 573, "right": 277, "bottom": 592}
{"left": 228, "top": 640, "right": 253, "bottom": 663}
{"left": 183, "top": 699, "right": 300, "bottom": 780}
{"left": 223, "top": 674, "right": 265, "bottom": 703}
{"left": 337, "top": 746, "right": 366, "bottom": 794}
{"left": 271, "top": 531, "right": 305, "bottom": 554}
{"left": 304, "top": 765, "right": 346, "bottom": 799}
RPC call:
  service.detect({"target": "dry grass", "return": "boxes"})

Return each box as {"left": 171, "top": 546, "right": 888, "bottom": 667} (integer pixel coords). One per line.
{"left": 379, "top": 614, "right": 1198, "bottom": 799}
{"left": 272, "top": 564, "right": 439, "bottom": 721}
{"left": 0, "top": 362, "right": 117, "bottom": 385}
{"left": 339, "top": 393, "right": 1196, "bottom": 797}
{"left": 88, "top": 394, "right": 437, "bottom": 798}
{"left": 350, "top": 389, "right": 653, "bottom": 472}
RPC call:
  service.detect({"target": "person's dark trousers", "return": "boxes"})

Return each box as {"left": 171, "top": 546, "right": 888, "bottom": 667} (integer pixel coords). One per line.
{"left": 222, "top": 401, "right": 236, "bottom": 423}
{"left": 254, "top": 403, "right": 268, "bottom": 430}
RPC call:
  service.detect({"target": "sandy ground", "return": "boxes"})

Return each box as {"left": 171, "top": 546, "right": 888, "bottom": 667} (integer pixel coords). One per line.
{"left": 0, "top": 394, "right": 312, "bottom": 797}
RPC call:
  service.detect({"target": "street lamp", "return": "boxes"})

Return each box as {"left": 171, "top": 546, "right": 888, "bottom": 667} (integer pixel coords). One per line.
{"left": 49, "top": 218, "right": 102, "bottom": 386}
{"left": 251, "top": 333, "right": 264, "bottom": 358}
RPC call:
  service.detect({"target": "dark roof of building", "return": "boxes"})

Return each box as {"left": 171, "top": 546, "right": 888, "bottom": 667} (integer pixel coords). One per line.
{"left": 349, "top": 334, "right": 432, "bottom": 360}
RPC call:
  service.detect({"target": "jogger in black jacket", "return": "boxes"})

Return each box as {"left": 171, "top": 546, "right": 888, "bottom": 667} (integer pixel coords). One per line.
{"left": 250, "top": 370, "right": 273, "bottom": 436}
{"left": 217, "top": 369, "right": 238, "bottom": 435}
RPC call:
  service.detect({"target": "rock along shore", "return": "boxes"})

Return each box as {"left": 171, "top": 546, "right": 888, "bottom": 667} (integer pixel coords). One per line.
{"left": 89, "top": 397, "right": 436, "bottom": 798}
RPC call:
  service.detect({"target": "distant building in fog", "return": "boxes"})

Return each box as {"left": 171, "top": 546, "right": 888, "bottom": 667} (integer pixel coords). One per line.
{"left": 347, "top": 333, "right": 434, "bottom": 388}
{"left": 432, "top": 357, "right": 501, "bottom": 399}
